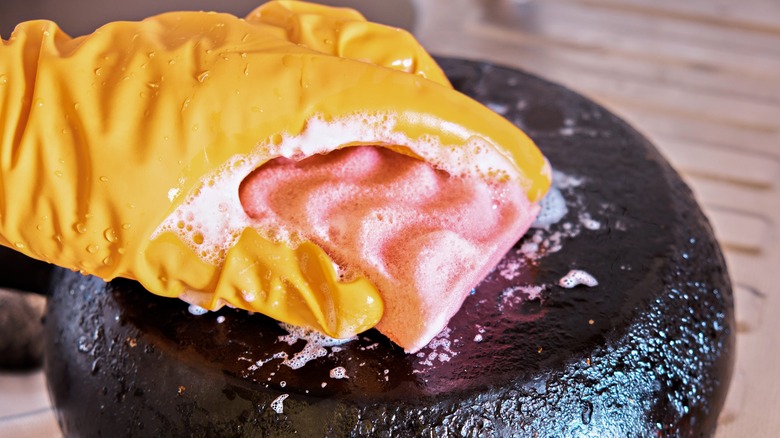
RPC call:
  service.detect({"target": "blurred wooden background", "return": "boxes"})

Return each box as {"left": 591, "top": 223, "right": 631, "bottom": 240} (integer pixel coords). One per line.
{"left": 414, "top": 0, "right": 779, "bottom": 435}
{"left": 0, "top": 0, "right": 778, "bottom": 436}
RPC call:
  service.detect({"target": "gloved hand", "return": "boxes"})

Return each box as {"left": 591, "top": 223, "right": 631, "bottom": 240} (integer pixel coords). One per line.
{"left": 0, "top": 1, "right": 549, "bottom": 339}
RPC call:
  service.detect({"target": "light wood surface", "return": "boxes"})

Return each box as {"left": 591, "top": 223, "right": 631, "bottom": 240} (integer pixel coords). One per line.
{"left": 0, "top": 0, "right": 777, "bottom": 436}
{"left": 414, "top": 0, "right": 779, "bottom": 435}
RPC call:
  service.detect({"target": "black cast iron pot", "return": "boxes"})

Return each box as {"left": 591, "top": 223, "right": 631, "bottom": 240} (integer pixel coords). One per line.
{"left": 32, "top": 59, "right": 737, "bottom": 437}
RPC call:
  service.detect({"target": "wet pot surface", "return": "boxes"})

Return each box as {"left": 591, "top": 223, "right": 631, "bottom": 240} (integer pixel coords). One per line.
{"left": 44, "top": 58, "right": 735, "bottom": 437}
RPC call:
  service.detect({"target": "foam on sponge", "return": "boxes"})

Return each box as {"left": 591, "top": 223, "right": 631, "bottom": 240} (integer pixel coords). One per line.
{"left": 239, "top": 146, "right": 538, "bottom": 352}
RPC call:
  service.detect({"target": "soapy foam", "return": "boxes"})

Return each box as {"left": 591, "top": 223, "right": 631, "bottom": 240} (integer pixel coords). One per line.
{"left": 236, "top": 168, "right": 612, "bottom": 384}
{"left": 187, "top": 304, "right": 208, "bottom": 316}
{"left": 236, "top": 169, "right": 612, "bottom": 379}
{"left": 559, "top": 270, "right": 598, "bottom": 288}
{"left": 531, "top": 187, "right": 567, "bottom": 228}
{"left": 493, "top": 170, "right": 588, "bottom": 277}
{"left": 239, "top": 146, "right": 537, "bottom": 352}
{"left": 494, "top": 170, "right": 613, "bottom": 307}
{"left": 277, "top": 322, "right": 354, "bottom": 370}
{"left": 329, "top": 366, "right": 348, "bottom": 379}
{"left": 245, "top": 323, "right": 355, "bottom": 373}
{"left": 414, "top": 327, "right": 457, "bottom": 369}
{"left": 153, "top": 113, "right": 538, "bottom": 351}
{"left": 270, "top": 394, "right": 288, "bottom": 414}
{"left": 499, "top": 285, "right": 545, "bottom": 312}
{"left": 154, "top": 113, "right": 525, "bottom": 267}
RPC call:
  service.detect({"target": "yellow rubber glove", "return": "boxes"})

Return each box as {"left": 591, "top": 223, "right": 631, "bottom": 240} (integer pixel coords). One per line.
{"left": 0, "top": 1, "right": 550, "bottom": 339}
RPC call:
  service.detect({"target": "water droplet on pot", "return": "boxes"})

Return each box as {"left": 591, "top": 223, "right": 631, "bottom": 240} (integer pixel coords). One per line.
{"left": 77, "top": 336, "right": 93, "bottom": 353}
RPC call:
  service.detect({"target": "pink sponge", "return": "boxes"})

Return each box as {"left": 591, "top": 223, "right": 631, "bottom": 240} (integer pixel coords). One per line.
{"left": 239, "top": 146, "right": 538, "bottom": 352}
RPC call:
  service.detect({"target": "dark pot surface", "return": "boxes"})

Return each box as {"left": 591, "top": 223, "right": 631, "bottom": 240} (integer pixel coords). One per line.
{"left": 43, "top": 58, "right": 735, "bottom": 437}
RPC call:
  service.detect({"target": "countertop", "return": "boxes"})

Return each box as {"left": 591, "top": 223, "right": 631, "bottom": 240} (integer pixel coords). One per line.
{"left": 1, "top": 0, "right": 778, "bottom": 436}
{"left": 416, "top": 1, "right": 779, "bottom": 436}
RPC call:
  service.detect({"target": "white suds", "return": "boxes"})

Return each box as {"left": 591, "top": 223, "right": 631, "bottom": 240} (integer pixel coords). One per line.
{"left": 559, "top": 270, "right": 599, "bottom": 288}
{"left": 498, "top": 260, "right": 523, "bottom": 281}
{"left": 532, "top": 186, "right": 568, "bottom": 228}
{"left": 497, "top": 169, "right": 617, "bottom": 280}
{"left": 216, "top": 315, "right": 225, "bottom": 323}
{"left": 499, "top": 285, "right": 546, "bottom": 311}
{"left": 518, "top": 285, "right": 545, "bottom": 301}
{"left": 415, "top": 328, "right": 457, "bottom": 369}
{"left": 329, "top": 367, "right": 348, "bottom": 379}
{"left": 167, "top": 187, "right": 180, "bottom": 202}
{"left": 247, "top": 352, "right": 289, "bottom": 372}
{"left": 486, "top": 102, "right": 509, "bottom": 115}
{"left": 277, "top": 323, "right": 354, "bottom": 370}
{"left": 187, "top": 305, "right": 208, "bottom": 316}
{"left": 270, "top": 394, "right": 288, "bottom": 414}
{"left": 554, "top": 171, "right": 585, "bottom": 189}
{"left": 579, "top": 212, "right": 602, "bottom": 230}
{"left": 153, "top": 113, "right": 523, "bottom": 269}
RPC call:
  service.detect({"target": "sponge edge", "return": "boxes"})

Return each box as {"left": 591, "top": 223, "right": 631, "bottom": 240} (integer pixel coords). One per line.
{"left": 380, "top": 195, "right": 539, "bottom": 353}
{"left": 239, "top": 146, "right": 539, "bottom": 352}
